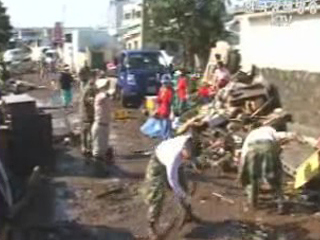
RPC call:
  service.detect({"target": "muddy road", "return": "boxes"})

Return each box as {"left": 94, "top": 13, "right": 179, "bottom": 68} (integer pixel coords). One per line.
{"left": 7, "top": 74, "right": 320, "bottom": 240}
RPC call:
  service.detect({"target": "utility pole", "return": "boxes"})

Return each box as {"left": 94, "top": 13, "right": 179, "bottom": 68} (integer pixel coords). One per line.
{"left": 61, "top": 4, "right": 67, "bottom": 65}
{"left": 141, "top": 0, "right": 146, "bottom": 49}
{"left": 62, "top": 4, "right": 67, "bottom": 26}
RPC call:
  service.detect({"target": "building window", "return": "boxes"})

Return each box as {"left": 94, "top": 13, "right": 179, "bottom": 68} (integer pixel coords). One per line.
{"left": 127, "top": 43, "right": 132, "bottom": 50}
{"left": 65, "top": 33, "right": 72, "bottom": 43}
{"left": 134, "top": 41, "right": 138, "bottom": 49}
{"left": 136, "top": 11, "right": 142, "bottom": 18}
{"left": 124, "top": 13, "right": 131, "bottom": 19}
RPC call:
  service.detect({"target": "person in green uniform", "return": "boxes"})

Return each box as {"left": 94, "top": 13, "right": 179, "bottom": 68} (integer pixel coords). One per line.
{"left": 239, "top": 123, "right": 298, "bottom": 213}
{"left": 80, "top": 76, "right": 97, "bottom": 156}
{"left": 142, "top": 133, "right": 201, "bottom": 239}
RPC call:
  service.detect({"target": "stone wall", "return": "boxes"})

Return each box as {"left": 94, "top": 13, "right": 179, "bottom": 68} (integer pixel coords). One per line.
{"left": 261, "top": 68, "right": 320, "bottom": 137}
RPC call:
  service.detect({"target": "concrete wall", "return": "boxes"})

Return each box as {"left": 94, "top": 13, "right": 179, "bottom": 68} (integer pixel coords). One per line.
{"left": 261, "top": 68, "right": 320, "bottom": 137}
{"left": 235, "top": 11, "right": 320, "bottom": 137}
{"left": 237, "top": 12, "right": 320, "bottom": 72}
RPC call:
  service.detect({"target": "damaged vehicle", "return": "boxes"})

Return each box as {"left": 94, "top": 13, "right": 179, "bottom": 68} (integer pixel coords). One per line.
{"left": 3, "top": 48, "right": 36, "bottom": 75}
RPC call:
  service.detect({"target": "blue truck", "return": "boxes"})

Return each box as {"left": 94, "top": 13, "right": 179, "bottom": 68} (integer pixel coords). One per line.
{"left": 117, "top": 50, "right": 171, "bottom": 107}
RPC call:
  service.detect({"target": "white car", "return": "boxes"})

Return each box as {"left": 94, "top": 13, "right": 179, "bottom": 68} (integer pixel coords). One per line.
{"left": 3, "top": 49, "right": 23, "bottom": 63}
{"left": 4, "top": 48, "right": 35, "bottom": 74}
{"left": 3, "top": 48, "right": 32, "bottom": 64}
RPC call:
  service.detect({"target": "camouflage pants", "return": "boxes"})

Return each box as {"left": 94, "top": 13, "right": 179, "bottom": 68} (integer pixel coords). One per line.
{"left": 142, "top": 154, "right": 189, "bottom": 223}
{"left": 81, "top": 122, "right": 93, "bottom": 153}
{"left": 239, "top": 141, "right": 283, "bottom": 207}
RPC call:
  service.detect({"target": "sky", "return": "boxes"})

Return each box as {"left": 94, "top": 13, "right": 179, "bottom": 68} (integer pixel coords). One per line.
{"left": 2, "top": 0, "right": 110, "bottom": 28}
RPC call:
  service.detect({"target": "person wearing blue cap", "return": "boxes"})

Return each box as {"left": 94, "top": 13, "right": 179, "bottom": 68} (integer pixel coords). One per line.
{"left": 153, "top": 74, "right": 174, "bottom": 139}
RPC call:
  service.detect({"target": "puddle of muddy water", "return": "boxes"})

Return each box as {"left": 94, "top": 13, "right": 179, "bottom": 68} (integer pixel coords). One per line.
{"left": 54, "top": 185, "right": 79, "bottom": 223}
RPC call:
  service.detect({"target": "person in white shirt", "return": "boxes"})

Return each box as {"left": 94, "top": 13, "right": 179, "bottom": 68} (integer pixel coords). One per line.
{"left": 239, "top": 124, "right": 297, "bottom": 213}
{"left": 213, "top": 61, "right": 231, "bottom": 89}
{"left": 142, "top": 134, "right": 199, "bottom": 239}
{"left": 91, "top": 77, "right": 112, "bottom": 162}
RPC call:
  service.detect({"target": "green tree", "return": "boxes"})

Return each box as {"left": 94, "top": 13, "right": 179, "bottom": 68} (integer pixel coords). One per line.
{"left": 0, "top": 1, "right": 12, "bottom": 51}
{"left": 144, "top": 0, "right": 228, "bottom": 69}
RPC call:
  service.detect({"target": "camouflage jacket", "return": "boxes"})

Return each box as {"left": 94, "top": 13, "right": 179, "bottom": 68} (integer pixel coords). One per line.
{"left": 80, "top": 84, "right": 97, "bottom": 122}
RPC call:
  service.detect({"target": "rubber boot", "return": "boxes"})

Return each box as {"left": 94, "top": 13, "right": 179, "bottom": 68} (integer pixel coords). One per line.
{"left": 277, "top": 202, "right": 285, "bottom": 215}
{"left": 179, "top": 205, "right": 201, "bottom": 229}
{"left": 246, "top": 183, "right": 258, "bottom": 210}
{"left": 148, "top": 221, "right": 158, "bottom": 240}
{"left": 275, "top": 192, "right": 285, "bottom": 215}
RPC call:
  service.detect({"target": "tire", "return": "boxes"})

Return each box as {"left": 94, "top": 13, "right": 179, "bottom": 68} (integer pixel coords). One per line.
{"left": 121, "top": 91, "right": 130, "bottom": 108}
{"left": 115, "top": 85, "right": 121, "bottom": 101}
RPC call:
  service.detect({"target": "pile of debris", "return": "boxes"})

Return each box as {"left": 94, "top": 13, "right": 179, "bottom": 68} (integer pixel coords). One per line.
{"left": 176, "top": 65, "right": 292, "bottom": 172}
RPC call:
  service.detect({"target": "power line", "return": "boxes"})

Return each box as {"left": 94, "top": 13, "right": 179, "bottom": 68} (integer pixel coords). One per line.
{"left": 62, "top": 4, "right": 67, "bottom": 25}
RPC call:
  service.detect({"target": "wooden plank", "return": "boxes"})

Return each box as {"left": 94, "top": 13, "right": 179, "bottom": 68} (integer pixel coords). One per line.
{"left": 230, "top": 87, "right": 268, "bottom": 103}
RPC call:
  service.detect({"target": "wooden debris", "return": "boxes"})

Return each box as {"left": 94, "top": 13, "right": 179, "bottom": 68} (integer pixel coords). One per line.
{"left": 113, "top": 109, "right": 130, "bottom": 120}
{"left": 230, "top": 85, "right": 268, "bottom": 104}
{"left": 211, "top": 192, "right": 235, "bottom": 205}
{"left": 251, "top": 97, "right": 274, "bottom": 118}
{"left": 96, "top": 186, "right": 123, "bottom": 199}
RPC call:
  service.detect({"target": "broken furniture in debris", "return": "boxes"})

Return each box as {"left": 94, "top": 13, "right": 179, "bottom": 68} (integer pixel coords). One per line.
{"left": 175, "top": 63, "right": 320, "bottom": 209}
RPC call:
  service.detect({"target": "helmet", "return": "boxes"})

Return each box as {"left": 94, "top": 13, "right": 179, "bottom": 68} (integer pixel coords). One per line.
{"left": 161, "top": 74, "right": 172, "bottom": 84}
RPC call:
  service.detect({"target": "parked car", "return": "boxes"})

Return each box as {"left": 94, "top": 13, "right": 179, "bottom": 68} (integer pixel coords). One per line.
{"left": 117, "top": 50, "right": 170, "bottom": 107}
{"left": 3, "top": 48, "right": 35, "bottom": 75}
{"left": 3, "top": 49, "right": 25, "bottom": 64}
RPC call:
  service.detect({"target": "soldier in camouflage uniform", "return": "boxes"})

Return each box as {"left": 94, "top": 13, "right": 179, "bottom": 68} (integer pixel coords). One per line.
{"left": 239, "top": 124, "right": 297, "bottom": 213}
{"left": 141, "top": 134, "right": 200, "bottom": 239}
{"left": 80, "top": 76, "right": 97, "bottom": 156}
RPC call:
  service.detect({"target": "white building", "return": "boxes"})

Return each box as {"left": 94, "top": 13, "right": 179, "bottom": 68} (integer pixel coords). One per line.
{"left": 108, "top": 0, "right": 128, "bottom": 36}
{"left": 62, "top": 28, "right": 120, "bottom": 72}
{"left": 233, "top": 1, "right": 320, "bottom": 72}
{"left": 119, "top": 0, "right": 143, "bottom": 50}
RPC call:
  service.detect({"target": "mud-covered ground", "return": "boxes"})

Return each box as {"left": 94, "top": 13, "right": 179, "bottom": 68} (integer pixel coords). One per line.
{"left": 7, "top": 74, "right": 320, "bottom": 240}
